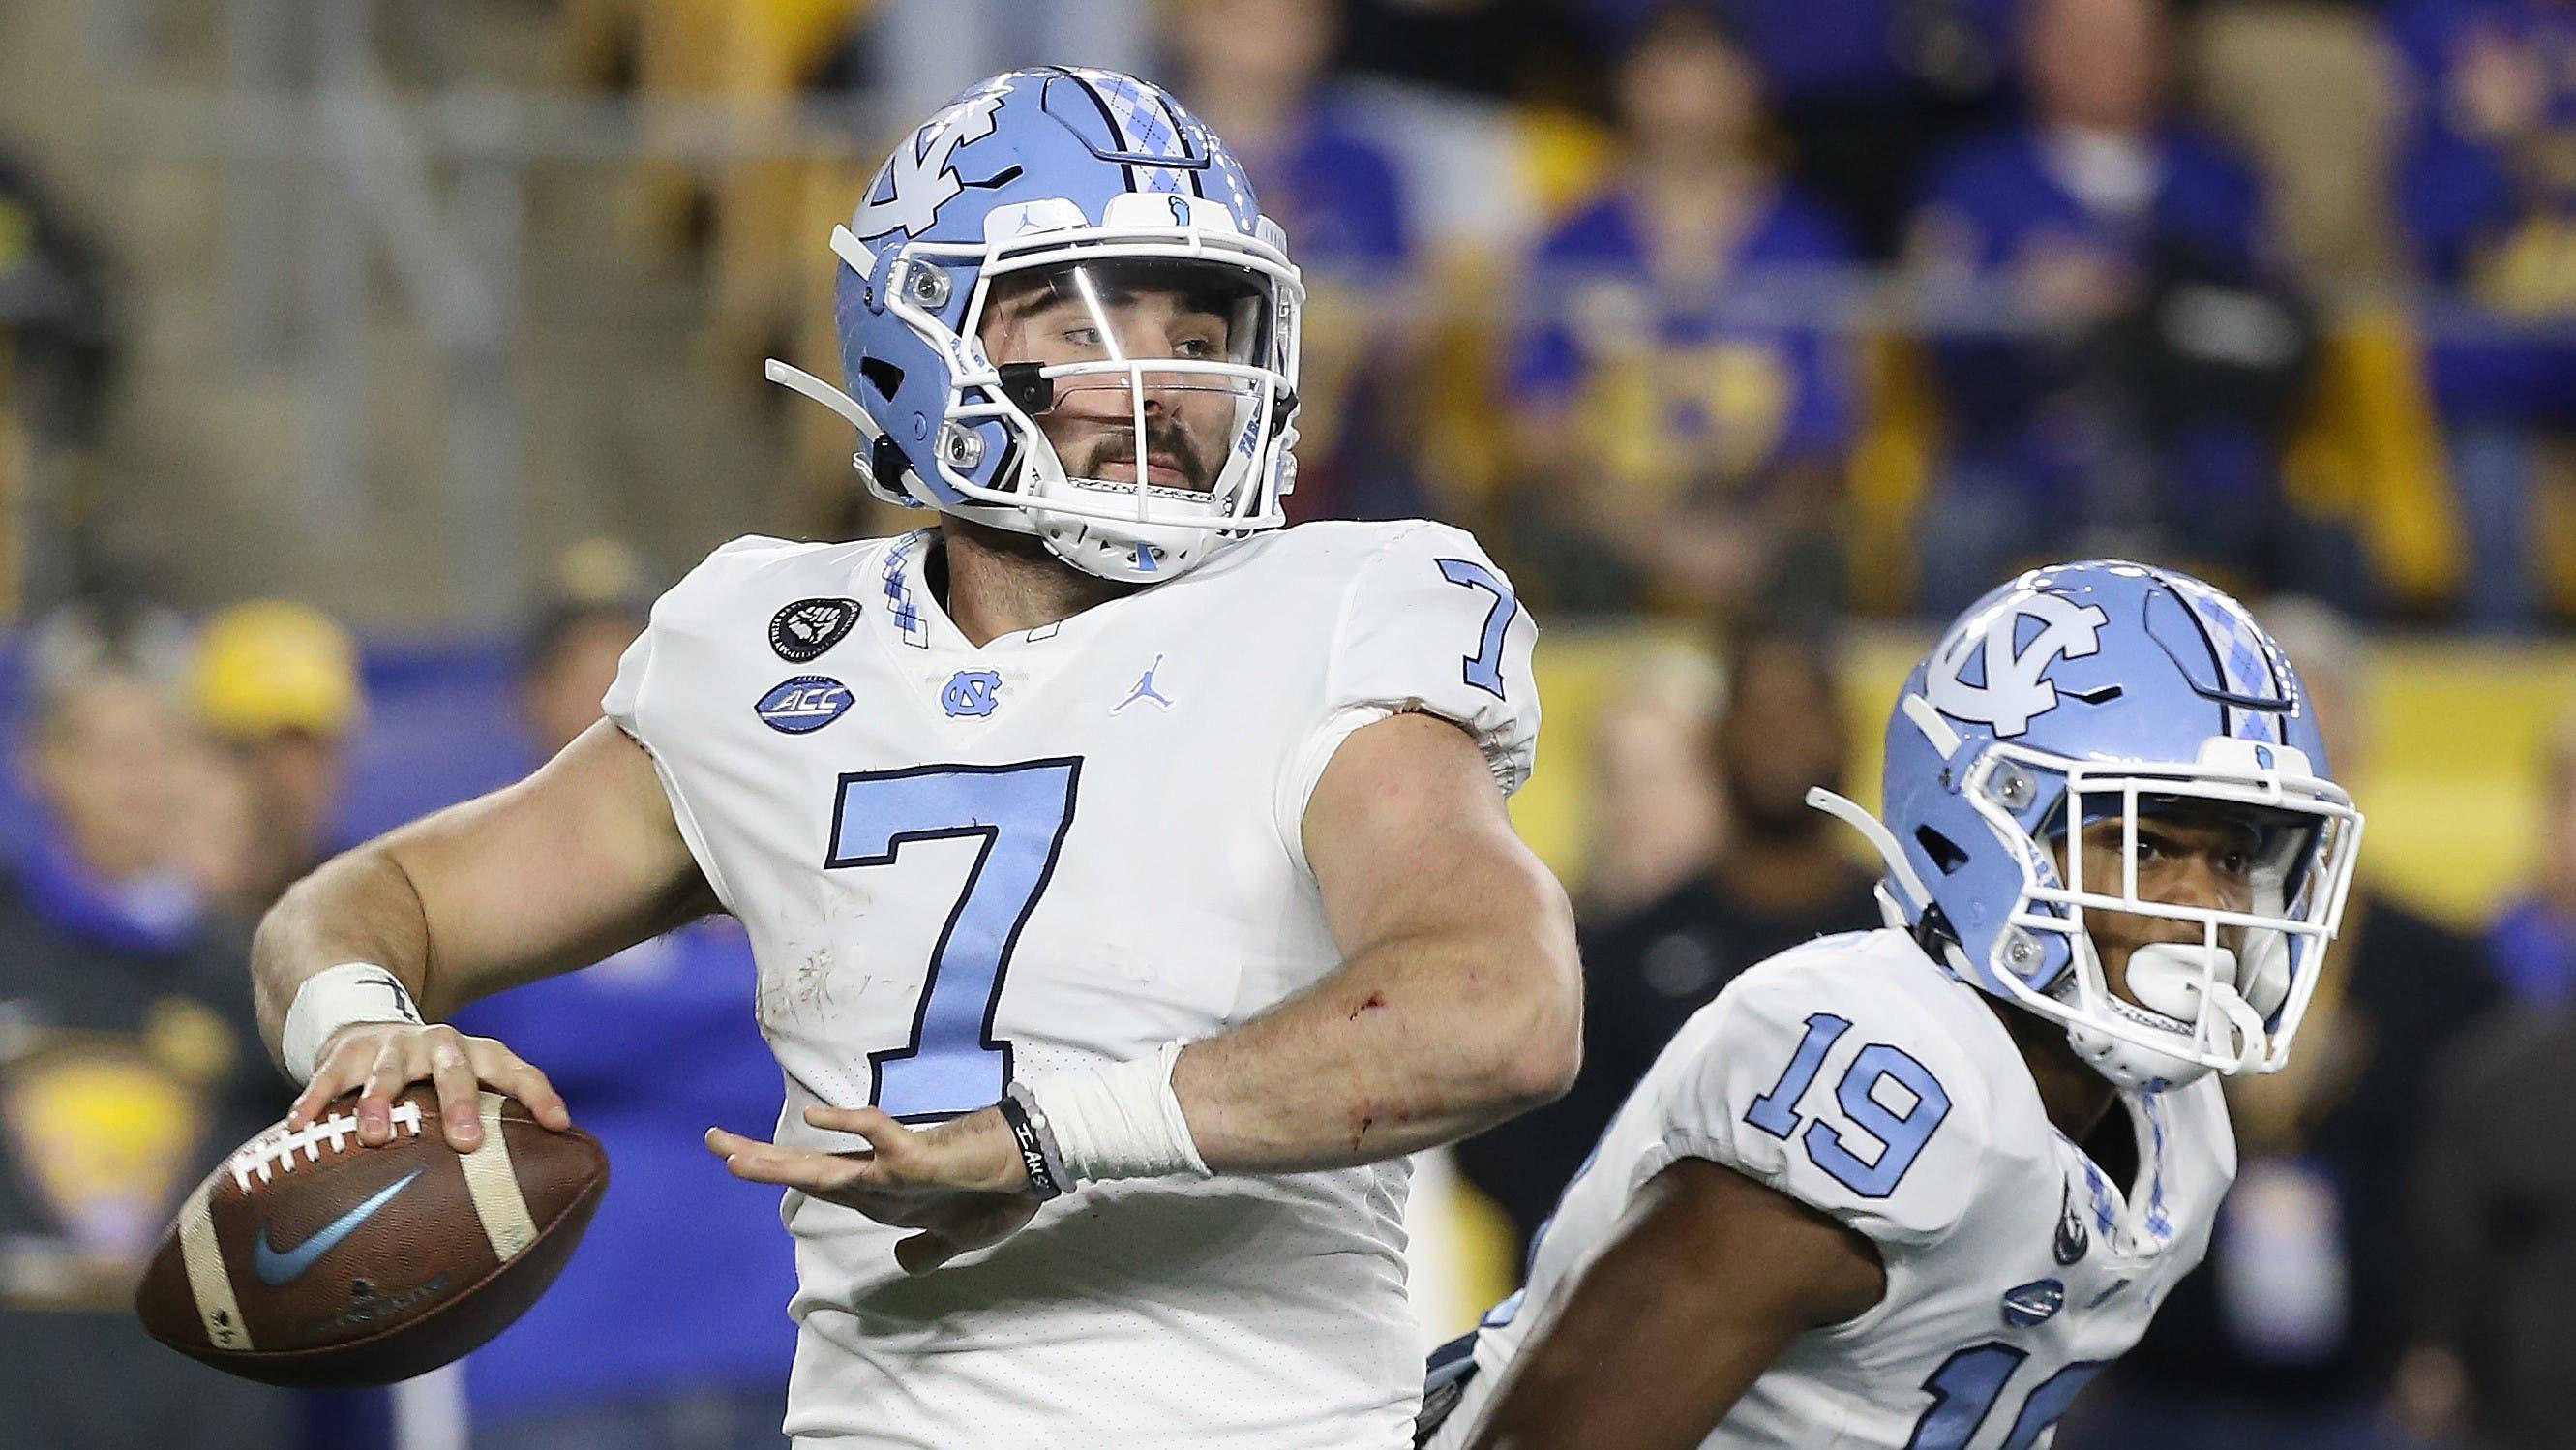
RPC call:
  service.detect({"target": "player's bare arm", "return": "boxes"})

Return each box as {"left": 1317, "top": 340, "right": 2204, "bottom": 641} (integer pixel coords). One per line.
{"left": 706, "top": 709, "right": 1579, "bottom": 1272}
{"left": 255, "top": 718, "right": 717, "bottom": 1149}
{"left": 1463, "top": 1158, "right": 1885, "bottom": 1450}
{"left": 1175, "top": 709, "right": 1581, "bottom": 1165}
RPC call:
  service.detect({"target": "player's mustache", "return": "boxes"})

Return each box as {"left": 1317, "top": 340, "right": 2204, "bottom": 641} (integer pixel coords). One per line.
{"left": 1077, "top": 422, "right": 1213, "bottom": 493}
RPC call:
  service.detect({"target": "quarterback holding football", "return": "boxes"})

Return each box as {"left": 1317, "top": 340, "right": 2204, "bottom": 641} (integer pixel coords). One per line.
{"left": 253, "top": 68, "right": 1579, "bottom": 1446}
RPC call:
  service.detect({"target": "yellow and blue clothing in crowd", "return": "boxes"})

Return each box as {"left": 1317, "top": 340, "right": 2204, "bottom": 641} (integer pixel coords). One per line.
{"left": 0, "top": 824, "right": 298, "bottom": 1450}
{"left": 2388, "top": 0, "right": 2576, "bottom": 626}
{"left": 1504, "top": 181, "right": 1859, "bottom": 609}
{"left": 1907, "top": 125, "right": 2283, "bottom": 610}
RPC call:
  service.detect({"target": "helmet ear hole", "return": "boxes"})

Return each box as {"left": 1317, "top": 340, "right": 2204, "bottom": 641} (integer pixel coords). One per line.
{"left": 1915, "top": 826, "right": 1969, "bottom": 876}
{"left": 859, "top": 356, "right": 906, "bottom": 401}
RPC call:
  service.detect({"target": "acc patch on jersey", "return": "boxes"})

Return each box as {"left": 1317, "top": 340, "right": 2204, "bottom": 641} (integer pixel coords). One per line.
{"left": 756, "top": 676, "right": 854, "bottom": 735}
{"left": 769, "top": 598, "right": 861, "bottom": 662}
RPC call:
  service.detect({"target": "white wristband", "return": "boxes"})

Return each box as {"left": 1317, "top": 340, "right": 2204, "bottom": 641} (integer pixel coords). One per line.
{"left": 1023, "top": 1042, "right": 1209, "bottom": 1186}
{"left": 282, "top": 963, "right": 424, "bottom": 1085}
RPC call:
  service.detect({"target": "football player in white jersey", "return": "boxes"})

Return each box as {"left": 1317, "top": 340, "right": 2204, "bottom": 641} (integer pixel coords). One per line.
{"left": 1419, "top": 560, "right": 2365, "bottom": 1450}
{"left": 249, "top": 69, "right": 1582, "bottom": 1446}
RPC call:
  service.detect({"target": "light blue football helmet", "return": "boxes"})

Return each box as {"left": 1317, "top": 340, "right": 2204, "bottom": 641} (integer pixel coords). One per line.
{"left": 767, "top": 68, "right": 1303, "bottom": 583}
{"left": 1810, "top": 560, "right": 2364, "bottom": 1089}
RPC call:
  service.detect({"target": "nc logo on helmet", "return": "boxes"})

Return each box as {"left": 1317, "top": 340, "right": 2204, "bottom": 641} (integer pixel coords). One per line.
{"left": 1925, "top": 591, "right": 2111, "bottom": 738}
{"left": 854, "top": 87, "right": 1008, "bottom": 241}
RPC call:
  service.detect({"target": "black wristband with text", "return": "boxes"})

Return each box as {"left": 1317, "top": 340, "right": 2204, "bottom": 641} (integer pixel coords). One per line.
{"left": 996, "top": 1092, "right": 1064, "bottom": 1201}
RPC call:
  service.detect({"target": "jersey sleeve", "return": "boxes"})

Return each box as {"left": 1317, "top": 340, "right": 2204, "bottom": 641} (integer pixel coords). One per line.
{"left": 1275, "top": 523, "right": 1542, "bottom": 865}
{"left": 602, "top": 534, "right": 796, "bottom": 744}
{"left": 600, "top": 534, "right": 803, "bottom": 912}
{"left": 1650, "top": 957, "right": 1988, "bottom": 1248}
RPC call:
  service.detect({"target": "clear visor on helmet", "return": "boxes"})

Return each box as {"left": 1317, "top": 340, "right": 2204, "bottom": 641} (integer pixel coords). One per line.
{"left": 1963, "top": 741, "right": 2363, "bottom": 1075}
{"left": 957, "top": 255, "right": 1289, "bottom": 524}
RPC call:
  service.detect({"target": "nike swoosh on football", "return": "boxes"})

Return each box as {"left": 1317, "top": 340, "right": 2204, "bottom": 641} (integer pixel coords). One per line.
{"left": 253, "top": 1167, "right": 425, "bottom": 1286}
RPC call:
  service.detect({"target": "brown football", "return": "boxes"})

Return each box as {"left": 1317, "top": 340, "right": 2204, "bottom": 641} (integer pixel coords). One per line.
{"left": 134, "top": 1085, "right": 607, "bottom": 1387}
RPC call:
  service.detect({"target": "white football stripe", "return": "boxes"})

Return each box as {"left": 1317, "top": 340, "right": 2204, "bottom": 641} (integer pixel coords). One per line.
{"left": 459, "top": 1092, "right": 539, "bottom": 1261}
{"left": 179, "top": 1171, "right": 253, "bottom": 1351}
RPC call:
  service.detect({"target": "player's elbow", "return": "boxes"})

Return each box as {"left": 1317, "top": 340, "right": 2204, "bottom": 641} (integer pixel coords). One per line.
{"left": 1477, "top": 878, "right": 1583, "bottom": 1110}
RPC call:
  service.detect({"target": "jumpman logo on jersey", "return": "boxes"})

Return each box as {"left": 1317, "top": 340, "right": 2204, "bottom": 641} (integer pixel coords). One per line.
{"left": 1112, "top": 655, "right": 1175, "bottom": 714}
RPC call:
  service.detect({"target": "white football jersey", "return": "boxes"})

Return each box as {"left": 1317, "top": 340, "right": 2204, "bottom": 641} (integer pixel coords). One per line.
{"left": 1433, "top": 928, "right": 2234, "bottom": 1450}
{"left": 603, "top": 520, "right": 1539, "bottom": 1448}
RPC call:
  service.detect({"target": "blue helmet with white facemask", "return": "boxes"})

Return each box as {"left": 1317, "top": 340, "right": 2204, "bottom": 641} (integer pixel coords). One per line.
{"left": 766, "top": 68, "right": 1303, "bottom": 584}
{"left": 1809, "top": 560, "right": 2364, "bottom": 1090}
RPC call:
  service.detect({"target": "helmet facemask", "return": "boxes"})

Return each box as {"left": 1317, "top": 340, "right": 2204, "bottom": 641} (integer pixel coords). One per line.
{"left": 950, "top": 248, "right": 1299, "bottom": 580}
{"left": 1961, "top": 740, "right": 2363, "bottom": 1089}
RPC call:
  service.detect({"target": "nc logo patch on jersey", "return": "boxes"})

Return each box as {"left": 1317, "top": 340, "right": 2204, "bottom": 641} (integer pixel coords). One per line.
{"left": 756, "top": 676, "right": 854, "bottom": 734}
{"left": 770, "top": 597, "right": 861, "bottom": 662}
{"left": 1925, "top": 591, "right": 2111, "bottom": 738}
{"left": 2000, "top": 1278, "right": 2066, "bottom": 1328}
{"left": 943, "top": 670, "right": 1002, "bottom": 717}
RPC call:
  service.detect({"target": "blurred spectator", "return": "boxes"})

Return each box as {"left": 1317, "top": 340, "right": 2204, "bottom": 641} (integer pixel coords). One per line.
{"left": 1168, "top": 0, "right": 1428, "bottom": 522}
{"left": 1906, "top": 0, "right": 2321, "bottom": 615}
{"left": 2404, "top": 983, "right": 2576, "bottom": 1447}
{"left": 1456, "top": 627, "right": 1879, "bottom": 1248}
{"left": 1575, "top": 646, "right": 1723, "bottom": 919}
{"left": 2387, "top": 0, "right": 2576, "bottom": 628}
{"left": 1573, "top": 0, "right": 2014, "bottom": 257}
{"left": 189, "top": 601, "right": 366, "bottom": 916}
{"left": 0, "top": 140, "right": 117, "bottom": 446}
{"left": 451, "top": 556, "right": 794, "bottom": 1450}
{"left": 0, "top": 604, "right": 296, "bottom": 1449}
{"left": 2062, "top": 598, "right": 2500, "bottom": 1450}
{"left": 1338, "top": 0, "right": 1592, "bottom": 106}
{"left": 1501, "top": 3, "right": 1859, "bottom": 619}
{"left": 868, "top": 0, "right": 1152, "bottom": 126}
{"left": 2485, "top": 709, "right": 2576, "bottom": 1006}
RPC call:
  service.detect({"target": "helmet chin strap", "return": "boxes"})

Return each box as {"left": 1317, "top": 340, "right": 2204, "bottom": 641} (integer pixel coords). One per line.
{"left": 2059, "top": 938, "right": 2268, "bottom": 1090}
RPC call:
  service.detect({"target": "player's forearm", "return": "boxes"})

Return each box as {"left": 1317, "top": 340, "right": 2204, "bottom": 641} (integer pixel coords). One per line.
{"left": 1172, "top": 908, "right": 1581, "bottom": 1173}
{"left": 253, "top": 845, "right": 440, "bottom": 1062}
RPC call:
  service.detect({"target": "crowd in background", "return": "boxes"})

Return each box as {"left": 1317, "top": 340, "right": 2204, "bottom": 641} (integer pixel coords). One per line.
{"left": 5, "top": 0, "right": 2576, "bottom": 629}
{"left": 0, "top": 0, "right": 2574, "bottom": 1448}
{"left": 0, "top": 564, "right": 796, "bottom": 1450}
{"left": 792, "top": 0, "right": 2576, "bottom": 633}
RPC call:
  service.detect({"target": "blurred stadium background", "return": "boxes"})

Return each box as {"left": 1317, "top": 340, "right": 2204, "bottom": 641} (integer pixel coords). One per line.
{"left": 1, "top": 0, "right": 2572, "bottom": 1446}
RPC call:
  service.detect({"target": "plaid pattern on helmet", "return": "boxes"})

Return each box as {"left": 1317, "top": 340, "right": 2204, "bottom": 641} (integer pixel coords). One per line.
{"left": 1066, "top": 68, "right": 1193, "bottom": 196}
{"left": 2166, "top": 574, "right": 2288, "bottom": 743}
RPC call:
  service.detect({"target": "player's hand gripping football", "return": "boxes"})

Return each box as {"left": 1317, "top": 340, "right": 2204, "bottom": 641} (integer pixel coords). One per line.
{"left": 706, "top": 1105, "right": 1038, "bottom": 1275}
{"left": 288, "top": 1022, "right": 573, "bottom": 1152}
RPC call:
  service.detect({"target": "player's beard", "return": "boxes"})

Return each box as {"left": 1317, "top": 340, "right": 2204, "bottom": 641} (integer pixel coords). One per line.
{"left": 1071, "top": 417, "right": 1215, "bottom": 496}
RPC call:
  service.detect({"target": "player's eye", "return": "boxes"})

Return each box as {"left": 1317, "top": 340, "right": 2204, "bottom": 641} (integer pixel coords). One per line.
{"left": 1063, "top": 326, "right": 1103, "bottom": 347}
{"left": 2219, "top": 848, "right": 2252, "bottom": 876}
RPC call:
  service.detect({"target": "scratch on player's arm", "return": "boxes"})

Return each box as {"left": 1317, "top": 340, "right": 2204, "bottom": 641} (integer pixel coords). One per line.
{"left": 1169, "top": 710, "right": 1582, "bottom": 1173}
{"left": 1464, "top": 1158, "right": 1887, "bottom": 1450}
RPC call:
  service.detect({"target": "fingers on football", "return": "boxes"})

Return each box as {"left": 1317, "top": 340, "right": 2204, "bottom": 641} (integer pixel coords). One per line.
{"left": 464, "top": 1039, "right": 571, "bottom": 1131}
{"left": 288, "top": 1039, "right": 364, "bottom": 1129}
{"left": 356, "top": 1036, "right": 421, "bottom": 1146}
{"left": 424, "top": 1027, "right": 486, "bottom": 1150}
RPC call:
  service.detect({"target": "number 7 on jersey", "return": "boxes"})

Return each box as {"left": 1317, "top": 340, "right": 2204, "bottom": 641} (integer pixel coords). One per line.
{"left": 824, "top": 759, "right": 1082, "bottom": 1122}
